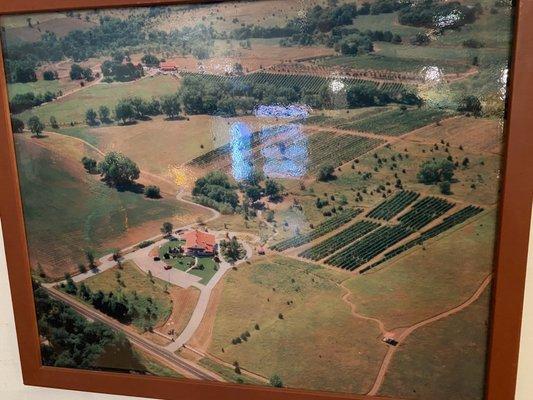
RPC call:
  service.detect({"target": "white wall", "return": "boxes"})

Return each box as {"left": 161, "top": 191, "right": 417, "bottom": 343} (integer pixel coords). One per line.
{"left": 0, "top": 218, "right": 531, "bottom": 400}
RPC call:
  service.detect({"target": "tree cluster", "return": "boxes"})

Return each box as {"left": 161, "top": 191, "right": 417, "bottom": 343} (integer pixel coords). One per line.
{"left": 101, "top": 59, "right": 143, "bottom": 82}
{"left": 70, "top": 64, "right": 94, "bottom": 81}
{"left": 399, "top": 0, "right": 481, "bottom": 31}
{"left": 9, "top": 91, "right": 58, "bottom": 114}
{"left": 98, "top": 152, "right": 140, "bottom": 187}
{"left": 417, "top": 158, "right": 455, "bottom": 185}
{"left": 34, "top": 279, "right": 146, "bottom": 371}
{"left": 192, "top": 171, "right": 239, "bottom": 213}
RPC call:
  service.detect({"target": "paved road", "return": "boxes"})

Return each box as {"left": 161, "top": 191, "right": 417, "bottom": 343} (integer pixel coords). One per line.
{"left": 45, "top": 286, "right": 223, "bottom": 381}
{"left": 367, "top": 273, "right": 493, "bottom": 396}
{"left": 165, "top": 236, "right": 254, "bottom": 352}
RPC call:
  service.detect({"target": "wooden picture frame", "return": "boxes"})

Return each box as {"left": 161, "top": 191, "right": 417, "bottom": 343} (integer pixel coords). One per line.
{"left": 0, "top": 1, "right": 531, "bottom": 399}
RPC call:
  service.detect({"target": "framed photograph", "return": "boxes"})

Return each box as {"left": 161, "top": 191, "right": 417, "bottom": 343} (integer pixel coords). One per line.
{"left": 0, "top": 0, "right": 531, "bottom": 399}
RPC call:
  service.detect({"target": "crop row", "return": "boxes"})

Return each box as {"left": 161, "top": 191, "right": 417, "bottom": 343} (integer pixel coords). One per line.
{"left": 397, "top": 196, "right": 455, "bottom": 230}
{"left": 306, "top": 132, "right": 384, "bottom": 172}
{"left": 366, "top": 190, "right": 420, "bottom": 220}
{"left": 359, "top": 205, "right": 484, "bottom": 273}
{"left": 255, "top": 131, "right": 383, "bottom": 176}
{"left": 324, "top": 196, "right": 455, "bottom": 271}
{"left": 188, "top": 124, "right": 294, "bottom": 166}
{"left": 325, "top": 224, "right": 413, "bottom": 271}
{"left": 181, "top": 72, "right": 407, "bottom": 95}
{"left": 298, "top": 220, "right": 381, "bottom": 261}
{"left": 352, "top": 108, "right": 451, "bottom": 136}
{"left": 270, "top": 209, "right": 362, "bottom": 252}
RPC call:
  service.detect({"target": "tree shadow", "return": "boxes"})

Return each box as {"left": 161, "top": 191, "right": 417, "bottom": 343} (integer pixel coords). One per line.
{"left": 163, "top": 116, "right": 187, "bottom": 121}
{"left": 103, "top": 180, "right": 146, "bottom": 194}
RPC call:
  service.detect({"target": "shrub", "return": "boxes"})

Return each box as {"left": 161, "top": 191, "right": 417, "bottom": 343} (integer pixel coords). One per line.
{"left": 144, "top": 185, "right": 161, "bottom": 198}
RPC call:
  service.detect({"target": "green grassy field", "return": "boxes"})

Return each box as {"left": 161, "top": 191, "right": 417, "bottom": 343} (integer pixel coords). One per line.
{"left": 343, "top": 210, "right": 496, "bottom": 329}
{"left": 378, "top": 289, "right": 491, "bottom": 400}
{"left": 199, "top": 358, "right": 264, "bottom": 385}
{"left": 350, "top": 12, "right": 424, "bottom": 38}
{"left": 209, "top": 255, "right": 386, "bottom": 394}
{"left": 7, "top": 80, "right": 68, "bottom": 100}
{"left": 82, "top": 260, "right": 173, "bottom": 330}
{"left": 15, "top": 134, "right": 188, "bottom": 278}
{"left": 159, "top": 241, "right": 219, "bottom": 284}
{"left": 18, "top": 75, "right": 180, "bottom": 125}
{"left": 318, "top": 54, "right": 470, "bottom": 73}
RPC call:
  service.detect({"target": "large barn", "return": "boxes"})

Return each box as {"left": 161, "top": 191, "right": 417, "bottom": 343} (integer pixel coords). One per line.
{"left": 183, "top": 230, "right": 217, "bottom": 256}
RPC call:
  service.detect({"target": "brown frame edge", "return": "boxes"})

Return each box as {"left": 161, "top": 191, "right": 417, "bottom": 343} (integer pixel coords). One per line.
{"left": 0, "top": 1, "right": 531, "bottom": 400}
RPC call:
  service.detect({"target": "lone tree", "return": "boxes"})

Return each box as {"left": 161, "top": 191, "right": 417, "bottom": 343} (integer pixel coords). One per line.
{"left": 28, "top": 116, "right": 45, "bottom": 137}
{"left": 115, "top": 100, "right": 135, "bottom": 124}
{"left": 49, "top": 116, "right": 60, "bottom": 129}
{"left": 86, "top": 108, "right": 98, "bottom": 126}
{"left": 220, "top": 236, "right": 245, "bottom": 263}
{"left": 69, "top": 64, "right": 84, "bottom": 80}
{"left": 160, "top": 222, "right": 173, "bottom": 236}
{"left": 85, "top": 250, "right": 96, "bottom": 269}
{"left": 161, "top": 94, "right": 181, "bottom": 119}
{"left": 270, "top": 374, "right": 283, "bottom": 388}
{"left": 98, "top": 105, "right": 111, "bottom": 123}
{"left": 317, "top": 164, "right": 336, "bottom": 182}
{"left": 98, "top": 152, "right": 140, "bottom": 186}
{"left": 439, "top": 180, "right": 452, "bottom": 195}
{"left": 417, "top": 158, "right": 455, "bottom": 185}
{"left": 144, "top": 185, "right": 161, "bottom": 199}
{"left": 265, "top": 179, "right": 283, "bottom": 202}
{"left": 10, "top": 117, "right": 24, "bottom": 133}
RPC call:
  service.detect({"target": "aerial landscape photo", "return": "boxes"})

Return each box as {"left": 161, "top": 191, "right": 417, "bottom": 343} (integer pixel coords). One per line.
{"left": 0, "top": 0, "right": 514, "bottom": 398}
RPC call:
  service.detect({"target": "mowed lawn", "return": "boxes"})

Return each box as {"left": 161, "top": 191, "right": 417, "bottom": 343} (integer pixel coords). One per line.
{"left": 7, "top": 79, "right": 76, "bottom": 100}
{"left": 82, "top": 260, "right": 173, "bottom": 330}
{"left": 18, "top": 75, "right": 179, "bottom": 125}
{"left": 15, "top": 134, "right": 193, "bottom": 278}
{"left": 379, "top": 290, "right": 491, "bottom": 400}
{"left": 209, "top": 255, "right": 386, "bottom": 394}
{"left": 343, "top": 210, "right": 496, "bottom": 330}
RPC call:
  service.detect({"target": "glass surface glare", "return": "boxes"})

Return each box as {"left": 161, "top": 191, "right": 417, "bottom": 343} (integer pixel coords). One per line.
{"left": 0, "top": 0, "right": 515, "bottom": 399}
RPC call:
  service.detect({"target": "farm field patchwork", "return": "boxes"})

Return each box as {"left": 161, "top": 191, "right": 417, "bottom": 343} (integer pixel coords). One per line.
{"left": 325, "top": 196, "right": 455, "bottom": 270}
{"left": 182, "top": 71, "right": 410, "bottom": 96}
{"left": 342, "top": 210, "right": 497, "bottom": 329}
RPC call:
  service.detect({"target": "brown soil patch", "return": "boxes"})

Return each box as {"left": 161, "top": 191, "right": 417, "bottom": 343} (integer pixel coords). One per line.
{"left": 157, "top": 286, "right": 201, "bottom": 338}
{"left": 187, "top": 279, "right": 225, "bottom": 352}
{"left": 408, "top": 116, "right": 504, "bottom": 154}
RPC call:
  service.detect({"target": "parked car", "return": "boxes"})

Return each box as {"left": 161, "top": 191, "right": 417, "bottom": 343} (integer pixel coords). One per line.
{"left": 153, "top": 256, "right": 161, "bottom": 261}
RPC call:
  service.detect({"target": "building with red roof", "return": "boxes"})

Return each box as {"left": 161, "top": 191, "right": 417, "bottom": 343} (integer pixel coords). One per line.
{"left": 183, "top": 230, "right": 217, "bottom": 256}
{"left": 159, "top": 61, "right": 177, "bottom": 72}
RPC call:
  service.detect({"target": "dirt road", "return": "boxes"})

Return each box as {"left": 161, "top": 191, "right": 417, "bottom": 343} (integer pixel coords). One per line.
{"left": 367, "top": 273, "right": 493, "bottom": 396}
